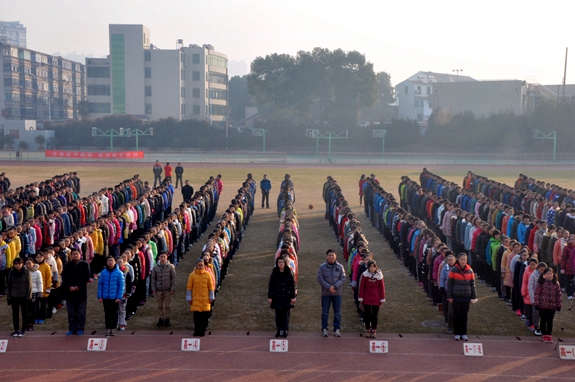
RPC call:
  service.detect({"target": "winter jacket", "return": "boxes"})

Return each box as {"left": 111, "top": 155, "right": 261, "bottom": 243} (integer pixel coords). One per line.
{"left": 358, "top": 269, "right": 386, "bottom": 306}
{"left": 528, "top": 269, "right": 541, "bottom": 304}
{"left": 0, "top": 240, "right": 11, "bottom": 271}
{"left": 268, "top": 267, "right": 296, "bottom": 310}
{"left": 29, "top": 264, "right": 43, "bottom": 294}
{"left": 97, "top": 265, "right": 125, "bottom": 300}
{"left": 186, "top": 268, "right": 214, "bottom": 312}
{"left": 37, "top": 261, "right": 52, "bottom": 298}
{"left": 61, "top": 260, "right": 91, "bottom": 302}
{"left": 560, "top": 244, "right": 575, "bottom": 276}
{"left": 7, "top": 267, "right": 32, "bottom": 302}
{"left": 521, "top": 267, "right": 534, "bottom": 305}
{"left": 317, "top": 261, "right": 346, "bottom": 296}
{"left": 447, "top": 263, "right": 477, "bottom": 301}
{"left": 534, "top": 280, "right": 562, "bottom": 310}
{"left": 151, "top": 261, "right": 176, "bottom": 292}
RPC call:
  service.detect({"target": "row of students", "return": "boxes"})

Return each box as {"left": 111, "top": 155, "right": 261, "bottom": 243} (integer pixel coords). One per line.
{"left": 269, "top": 180, "right": 298, "bottom": 338}
{"left": 324, "top": 176, "right": 386, "bottom": 339}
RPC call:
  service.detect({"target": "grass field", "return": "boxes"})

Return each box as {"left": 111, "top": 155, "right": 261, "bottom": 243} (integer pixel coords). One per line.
{"left": 1, "top": 162, "right": 575, "bottom": 338}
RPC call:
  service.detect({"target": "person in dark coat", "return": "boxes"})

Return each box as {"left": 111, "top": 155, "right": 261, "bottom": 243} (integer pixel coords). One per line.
{"left": 181, "top": 180, "right": 194, "bottom": 202}
{"left": 268, "top": 256, "right": 296, "bottom": 338}
{"left": 175, "top": 163, "right": 184, "bottom": 189}
{"left": 7, "top": 257, "right": 31, "bottom": 337}
{"left": 447, "top": 253, "right": 478, "bottom": 341}
{"left": 61, "top": 248, "right": 91, "bottom": 336}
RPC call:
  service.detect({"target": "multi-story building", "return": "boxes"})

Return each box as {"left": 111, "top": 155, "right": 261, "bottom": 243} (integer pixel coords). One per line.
{"left": 86, "top": 24, "right": 228, "bottom": 124}
{"left": 0, "top": 21, "right": 27, "bottom": 48}
{"left": 0, "top": 42, "right": 86, "bottom": 121}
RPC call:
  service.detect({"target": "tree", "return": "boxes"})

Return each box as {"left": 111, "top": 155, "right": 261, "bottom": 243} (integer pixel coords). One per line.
{"left": 47, "top": 137, "right": 57, "bottom": 150}
{"left": 228, "top": 75, "right": 256, "bottom": 124}
{"left": 77, "top": 101, "right": 91, "bottom": 118}
{"left": 18, "top": 140, "right": 28, "bottom": 150}
{"left": 35, "top": 135, "right": 46, "bottom": 149}
{"left": 247, "top": 53, "right": 297, "bottom": 110}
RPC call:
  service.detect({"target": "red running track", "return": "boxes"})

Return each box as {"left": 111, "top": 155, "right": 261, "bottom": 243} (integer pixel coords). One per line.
{"left": 1, "top": 331, "right": 574, "bottom": 381}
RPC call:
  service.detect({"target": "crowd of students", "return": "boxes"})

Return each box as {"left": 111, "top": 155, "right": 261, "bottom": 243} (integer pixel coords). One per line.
{"left": 323, "top": 176, "right": 386, "bottom": 338}
{"left": 268, "top": 177, "right": 298, "bottom": 338}
{"left": 3, "top": 168, "right": 260, "bottom": 338}
{"left": 374, "top": 169, "right": 564, "bottom": 342}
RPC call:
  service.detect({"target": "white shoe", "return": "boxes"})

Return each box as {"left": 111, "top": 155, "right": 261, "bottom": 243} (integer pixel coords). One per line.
{"left": 568, "top": 296, "right": 573, "bottom": 300}
{"left": 334, "top": 329, "right": 341, "bottom": 337}
{"left": 52, "top": 307, "right": 57, "bottom": 314}
{"left": 461, "top": 335, "right": 469, "bottom": 341}
{"left": 454, "top": 335, "right": 461, "bottom": 341}
{"left": 322, "top": 329, "right": 328, "bottom": 337}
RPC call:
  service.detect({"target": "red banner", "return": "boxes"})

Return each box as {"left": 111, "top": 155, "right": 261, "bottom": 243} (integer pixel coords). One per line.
{"left": 45, "top": 150, "right": 144, "bottom": 159}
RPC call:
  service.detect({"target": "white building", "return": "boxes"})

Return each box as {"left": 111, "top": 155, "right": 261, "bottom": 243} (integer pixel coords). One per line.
{"left": 0, "top": 120, "right": 55, "bottom": 150}
{"left": 86, "top": 24, "right": 228, "bottom": 124}
{"left": 0, "top": 21, "right": 27, "bottom": 48}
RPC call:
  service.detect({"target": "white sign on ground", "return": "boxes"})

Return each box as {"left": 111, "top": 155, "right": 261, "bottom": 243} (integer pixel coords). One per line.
{"left": 181, "top": 338, "right": 201, "bottom": 351}
{"left": 87, "top": 338, "right": 107, "bottom": 351}
{"left": 559, "top": 345, "right": 575, "bottom": 360}
{"left": 269, "top": 339, "right": 288, "bottom": 352}
{"left": 0, "top": 340, "right": 7, "bottom": 353}
{"left": 463, "top": 343, "right": 484, "bottom": 356}
{"left": 369, "top": 340, "right": 388, "bottom": 353}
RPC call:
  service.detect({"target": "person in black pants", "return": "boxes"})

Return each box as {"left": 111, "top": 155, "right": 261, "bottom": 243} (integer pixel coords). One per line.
{"left": 175, "top": 163, "right": 184, "bottom": 189}
{"left": 268, "top": 257, "right": 296, "bottom": 338}
{"left": 447, "top": 253, "right": 478, "bottom": 341}
{"left": 7, "top": 258, "right": 31, "bottom": 337}
{"left": 61, "top": 249, "right": 91, "bottom": 336}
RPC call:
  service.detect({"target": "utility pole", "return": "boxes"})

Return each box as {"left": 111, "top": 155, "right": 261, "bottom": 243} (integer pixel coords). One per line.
{"left": 563, "top": 47, "right": 568, "bottom": 102}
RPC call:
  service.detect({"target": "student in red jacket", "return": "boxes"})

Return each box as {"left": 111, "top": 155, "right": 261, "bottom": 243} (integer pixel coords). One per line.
{"left": 358, "top": 260, "right": 386, "bottom": 338}
{"left": 534, "top": 267, "right": 562, "bottom": 343}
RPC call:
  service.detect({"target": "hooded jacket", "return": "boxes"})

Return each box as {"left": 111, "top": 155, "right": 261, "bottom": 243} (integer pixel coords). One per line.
{"left": 186, "top": 268, "right": 214, "bottom": 312}
{"left": 447, "top": 263, "right": 477, "bottom": 301}
{"left": 358, "top": 269, "right": 385, "bottom": 306}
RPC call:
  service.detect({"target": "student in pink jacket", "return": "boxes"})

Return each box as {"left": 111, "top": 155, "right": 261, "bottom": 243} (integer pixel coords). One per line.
{"left": 358, "top": 260, "right": 385, "bottom": 339}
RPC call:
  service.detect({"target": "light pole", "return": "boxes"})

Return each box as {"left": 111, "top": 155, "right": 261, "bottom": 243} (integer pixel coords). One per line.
{"left": 126, "top": 127, "right": 154, "bottom": 151}
{"left": 533, "top": 130, "right": 557, "bottom": 161}
{"left": 92, "top": 127, "right": 126, "bottom": 152}
{"left": 373, "top": 129, "right": 387, "bottom": 157}
{"left": 252, "top": 128, "right": 266, "bottom": 153}
{"left": 305, "top": 129, "right": 348, "bottom": 160}
{"left": 452, "top": 69, "right": 463, "bottom": 81}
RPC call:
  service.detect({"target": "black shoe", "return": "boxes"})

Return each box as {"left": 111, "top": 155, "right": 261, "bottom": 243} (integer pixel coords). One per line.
{"left": 282, "top": 331, "right": 288, "bottom": 338}
{"left": 275, "top": 331, "right": 280, "bottom": 338}
{"left": 157, "top": 318, "right": 165, "bottom": 327}
{"left": 164, "top": 319, "right": 171, "bottom": 327}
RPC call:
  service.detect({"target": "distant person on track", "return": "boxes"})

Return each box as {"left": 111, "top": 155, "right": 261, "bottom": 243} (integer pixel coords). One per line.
{"left": 164, "top": 162, "right": 173, "bottom": 184}
{"left": 358, "top": 174, "right": 366, "bottom": 206}
{"left": 317, "top": 249, "right": 346, "bottom": 337}
{"left": 181, "top": 180, "right": 194, "bottom": 201}
{"left": 268, "top": 256, "right": 296, "bottom": 338}
{"left": 186, "top": 259, "right": 214, "bottom": 337}
{"left": 260, "top": 174, "right": 272, "bottom": 209}
{"left": 153, "top": 161, "right": 163, "bottom": 187}
{"left": 447, "top": 253, "right": 478, "bottom": 341}
{"left": 358, "top": 260, "right": 386, "bottom": 338}
{"left": 175, "top": 163, "right": 184, "bottom": 189}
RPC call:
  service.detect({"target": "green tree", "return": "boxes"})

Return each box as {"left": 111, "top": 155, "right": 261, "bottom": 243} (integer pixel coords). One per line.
{"left": 18, "top": 140, "right": 28, "bottom": 150}
{"left": 228, "top": 75, "right": 256, "bottom": 124}
{"left": 3, "top": 134, "right": 14, "bottom": 149}
{"left": 47, "top": 137, "right": 57, "bottom": 149}
{"left": 35, "top": 135, "right": 46, "bottom": 149}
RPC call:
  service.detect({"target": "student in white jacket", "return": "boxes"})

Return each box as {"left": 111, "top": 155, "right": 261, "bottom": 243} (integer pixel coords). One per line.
{"left": 25, "top": 257, "right": 43, "bottom": 331}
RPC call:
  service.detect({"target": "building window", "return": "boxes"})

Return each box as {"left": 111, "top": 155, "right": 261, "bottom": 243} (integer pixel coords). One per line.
{"left": 87, "top": 85, "right": 111, "bottom": 96}
{"left": 416, "top": 85, "right": 421, "bottom": 94}
{"left": 209, "top": 88, "right": 227, "bottom": 100}
{"left": 145, "top": 103, "right": 152, "bottom": 114}
{"left": 192, "top": 71, "right": 200, "bottom": 81}
{"left": 181, "top": 104, "right": 185, "bottom": 115}
{"left": 10, "top": 130, "right": 19, "bottom": 139}
{"left": 145, "top": 86, "right": 152, "bottom": 97}
{"left": 404, "top": 86, "right": 408, "bottom": 95}
{"left": 193, "top": 105, "right": 200, "bottom": 115}
{"left": 181, "top": 87, "right": 185, "bottom": 98}
{"left": 110, "top": 34, "right": 126, "bottom": 114}
{"left": 426, "top": 86, "right": 431, "bottom": 95}
{"left": 144, "top": 50, "right": 151, "bottom": 61}
{"left": 208, "top": 72, "right": 227, "bottom": 84}
{"left": 181, "top": 69, "right": 185, "bottom": 80}
{"left": 193, "top": 88, "right": 200, "bottom": 98}
{"left": 89, "top": 102, "right": 111, "bottom": 113}
{"left": 211, "top": 105, "right": 227, "bottom": 116}
{"left": 208, "top": 55, "right": 227, "bottom": 69}
{"left": 192, "top": 54, "right": 200, "bottom": 64}
{"left": 145, "top": 67, "right": 152, "bottom": 78}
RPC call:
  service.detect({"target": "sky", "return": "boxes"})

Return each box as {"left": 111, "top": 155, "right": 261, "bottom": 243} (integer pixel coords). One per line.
{"left": 3, "top": 0, "right": 574, "bottom": 86}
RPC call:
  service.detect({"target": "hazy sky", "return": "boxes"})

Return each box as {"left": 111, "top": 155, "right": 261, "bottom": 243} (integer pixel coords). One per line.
{"left": 3, "top": 0, "right": 573, "bottom": 86}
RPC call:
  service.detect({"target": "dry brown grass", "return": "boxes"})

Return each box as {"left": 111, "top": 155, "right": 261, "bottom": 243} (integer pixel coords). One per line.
{"left": 1, "top": 163, "right": 574, "bottom": 337}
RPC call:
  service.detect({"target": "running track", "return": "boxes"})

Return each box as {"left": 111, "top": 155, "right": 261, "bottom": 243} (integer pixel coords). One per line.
{"left": 1, "top": 331, "right": 574, "bottom": 381}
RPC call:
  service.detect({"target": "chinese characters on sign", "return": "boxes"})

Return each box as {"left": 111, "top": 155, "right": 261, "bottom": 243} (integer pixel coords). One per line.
{"left": 45, "top": 150, "right": 145, "bottom": 159}
{"left": 369, "top": 340, "right": 388, "bottom": 353}
{"left": 269, "top": 339, "right": 288, "bottom": 352}
{"left": 0, "top": 340, "right": 7, "bottom": 353}
{"left": 463, "top": 343, "right": 484, "bottom": 356}
{"left": 559, "top": 345, "right": 575, "bottom": 360}
{"left": 181, "top": 338, "right": 201, "bottom": 351}
{"left": 87, "top": 338, "right": 107, "bottom": 351}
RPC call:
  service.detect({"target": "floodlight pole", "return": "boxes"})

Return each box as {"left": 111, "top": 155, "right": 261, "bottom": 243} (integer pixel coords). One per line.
{"left": 129, "top": 128, "right": 154, "bottom": 151}
{"left": 91, "top": 127, "right": 125, "bottom": 152}
{"left": 306, "top": 129, "right": 348, "bottom": 160}
{"left": 533, "top": 130, "right": 557, "bottom": 161}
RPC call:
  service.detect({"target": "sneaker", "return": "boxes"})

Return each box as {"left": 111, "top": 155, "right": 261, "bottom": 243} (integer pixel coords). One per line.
{"left": 462, "top": 335, "right": 469, "bottom": 341}
{"left": 542, "top": 335, "right": 548, "bottom": 342}
{"left": 118, "top": 325, "right": 125, "bottom": 331}
{"left": 275, "top": 331, "right": 281, "bottom": 338}
{"left": 34, "top": 319, "right": 39, "bottom": 324}
{"left": 334, "top": 329, "right": 341, "bottom": 337}
{"left": 157, "top": 318, "right": 165, "bottom": 327}
{"left": 547, "top": 335, "right": 553, "bottom": 343}
{"left": 164, "top": 319, "right": 171, "bottom": 327}
{"left": 507, "top": 302, "right": 512, "bottom": 306}
{"left": 454, "top": 335, "right": 461, "bottom": 341}
{"left": 107, "top": 329, "right": 112, "bottom": 337}
{"left": 77, "top": 330, "right": 84, "bottom": 336}
{"left": 27, "top": 325, "right": 34, "bottom": 331}
{"left": 521, "top": 314, "right": 526, "bottom": 320}
{"left": 17, "top": 331, "right": 24, "bottom": 337}
{"left": 534, "top": 329, "right": 542, "bottom": 336}
{"left": 529, "top": 325, "right": 535, "bottom": 332}
{"left": 111, "top": 329, "right": 116, "bottom": 336}
{"left": 516, "top": 310, "right": 521, "bottom": 316}
{"left": 66, "top": 331, "right": 75, "bottom": 336}
{"left": 447, "top": 328, "right": 453, "bottom": 334}
{"left": 11, "top": 331, "right": 18, "bottom": 338}
{"left": 492, "top": 287, "right": 497, "bottom": 292}
{"left": 52, "top": 307, "right": 57, "bottom": 314}
{"left": 322, "top": 329, "right": 328, "bottom": 337}
{"left": 37, "top": 320, "right": 45, "bottom": 325}
{"left": 569, "top": 296, "right": 573, "bottom": 300}
{"left": 371, "top": 330, "right": 377, "bottom": 339}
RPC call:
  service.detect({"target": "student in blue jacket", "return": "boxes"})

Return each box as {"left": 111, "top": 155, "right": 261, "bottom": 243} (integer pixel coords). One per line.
{"left": 98, "top": 256, "right": 124, "bottom": 337}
